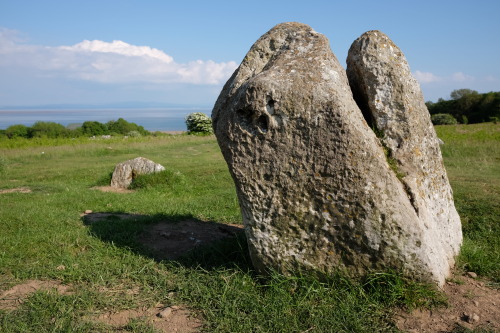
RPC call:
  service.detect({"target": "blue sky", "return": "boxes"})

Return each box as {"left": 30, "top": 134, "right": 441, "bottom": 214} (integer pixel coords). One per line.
{"left": 1, "top": 0, "right": 499, "bottom": 108}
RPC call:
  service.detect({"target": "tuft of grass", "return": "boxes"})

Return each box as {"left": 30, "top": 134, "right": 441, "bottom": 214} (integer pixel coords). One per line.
{"left": 383, "top": 146, "right": 406, "bottom": 180}
{"left": 94, "top": 171, "right": 113, "bottom": 186}
{"left": 123, "top": 318, "right": 156, "bottom": 333}
{"left": 361, "top": 271, "right": 447, "bottom": 310}
{"left": 128, "top": 169, "right": 185, "bottom": 190}
{"left": 0, "top": 155, "right": 6, "bottom": 174}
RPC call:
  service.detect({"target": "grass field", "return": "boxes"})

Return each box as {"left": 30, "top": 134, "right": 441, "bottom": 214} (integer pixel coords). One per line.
{"left": 0, "top": 123, "right": 498, "bottom": 332}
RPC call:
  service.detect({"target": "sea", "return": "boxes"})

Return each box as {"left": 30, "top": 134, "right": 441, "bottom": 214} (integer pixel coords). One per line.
{"left": 0, "top": 108, "right": 212, "bottom": 132}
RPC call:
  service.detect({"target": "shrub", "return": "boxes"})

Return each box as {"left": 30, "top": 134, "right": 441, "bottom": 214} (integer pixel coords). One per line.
{"left": 81, "top": 121, "right": 108, "bottom": 136}
{"left": 126, "top": 130, "right": 141, "bottom": 137}
{"left": 5, "top": 124, "right": 30, "bottom": 139}
{"left": 106, "top": 118, "right": 149, "bottom": 136}
{"left": 431, "top": 113, "right": 458, "bottom": 125}
{"left": 185, "top": 112, "right": 213, "bottom": 134}
{"left": 30, "top": 121, "right": 69, "bottom": 138}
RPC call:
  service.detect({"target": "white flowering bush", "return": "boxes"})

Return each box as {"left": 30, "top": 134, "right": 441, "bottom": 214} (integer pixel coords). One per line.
{"left": 185, "top": 112, "right": 213, "bottom": 134}
{"left": 126, "top": 130, "right": 141, "bottom": 137}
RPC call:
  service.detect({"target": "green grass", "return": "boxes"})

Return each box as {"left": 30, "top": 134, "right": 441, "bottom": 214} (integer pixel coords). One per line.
{"left": 0, "top": 123, "right": 498, "bottom": 332}
{"left": 435, "top": 123, "right": 500, "bottom": 283}
{"left": 128, "top": 169, "right": 186, "bottom": 190}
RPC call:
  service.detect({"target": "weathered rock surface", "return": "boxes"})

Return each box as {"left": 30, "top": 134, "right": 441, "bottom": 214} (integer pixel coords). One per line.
{"left": 346, "top": 30, "right": 462, "bottom": 280}
{"left": 212, "top": 22, "right": 461, "bottom": 286}
{"left": 110, "top": 157, "right": 165, "bottom": 188}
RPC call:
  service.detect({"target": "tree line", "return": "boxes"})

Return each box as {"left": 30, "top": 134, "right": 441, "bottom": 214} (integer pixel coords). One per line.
{"left": 0, "top": 118, "right": 150, "bottom": 139}
{"left": 426, "top": 89, "right": 500, "bottom": 125}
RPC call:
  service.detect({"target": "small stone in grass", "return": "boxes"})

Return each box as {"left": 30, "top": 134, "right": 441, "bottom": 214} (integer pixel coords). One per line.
{"left": 467, "top": 271, "right": 478, "bottom": 279}
{"left": 157, "top": 307, "right": 173, "bottom": 318}
{"left": 463, "top": 313, "right": 480, "bottom": 323}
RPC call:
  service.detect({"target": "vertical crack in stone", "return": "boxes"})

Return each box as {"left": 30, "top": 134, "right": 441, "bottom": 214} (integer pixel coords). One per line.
{"left": 348, "top": 68, "right": 375, "bottom": 130}
{"left": 402, "top": 180, "right": 419, "bottom": 216}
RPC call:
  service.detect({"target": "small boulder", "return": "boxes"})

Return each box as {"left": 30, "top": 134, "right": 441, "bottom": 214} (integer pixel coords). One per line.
{"left": 110, "top": 157, "right": 165, "bottom": 188}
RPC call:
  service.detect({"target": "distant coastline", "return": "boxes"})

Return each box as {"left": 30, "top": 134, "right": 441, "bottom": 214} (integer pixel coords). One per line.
{"left": 0, "top": 108, "right": 212, "bottom": 132}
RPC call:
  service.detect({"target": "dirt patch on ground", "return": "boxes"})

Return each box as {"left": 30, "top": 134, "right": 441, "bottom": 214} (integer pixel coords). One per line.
{"left": 0, "top": 187, "right": 32, "bottom": 194}
{"left": 137, "top": 219, "right": 244, "bottom": 260}
{"left": 1, "top": 279, "right": 202, "bottom": 332}
{"left": 0, "top": 279, "right": 73, "bottom": 310}
{"left": 92, "top": 186, "right": 135, "bottom": 193}
{"left": 396, "top": 275, "right": 500, "bottom": 332}
{"left": 91, "top": 304, "right": 202, "bottom": 332}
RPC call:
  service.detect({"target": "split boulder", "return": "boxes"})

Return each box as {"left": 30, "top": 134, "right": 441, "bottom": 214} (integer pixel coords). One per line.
{"left": 346, "top": 30, "right": 462, "bottom": 273}
{"left": 212, "top": 22, "right": 461, "bottom": 286}
{"left": 110, "top": 157, "right": 165, "bottom": 188}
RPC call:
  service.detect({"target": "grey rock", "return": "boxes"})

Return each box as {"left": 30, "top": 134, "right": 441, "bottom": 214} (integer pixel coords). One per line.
{"left": 463, "top": 312, "right": 480, "bottom": 324}
{"left": 110, "top": 157, "right": 165, "bottom": 188}
{"left": 467, "top": 271, "right": 478, "bottom": 279}
{"left": 212, "top": 23, "right": 461, "bottom": 286}
{"left": 347, "top": 30, "right": 462, "bottom": 284}
{"left": 157, "top": 307, "right": 173, "bottom": 318}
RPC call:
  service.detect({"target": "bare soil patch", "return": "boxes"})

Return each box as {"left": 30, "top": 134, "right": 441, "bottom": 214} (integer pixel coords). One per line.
{"left": 0, "top": 187, "right": 32, "bottom": 194}
{"left": 1, "top": 279, "right": 202, "bottom": 332}
{"left": 91, "top": 304, "right": 202, "bottom": 332}
{"left": 0, "top": 279, "right": 73, "bottom": 310}
{"left": 92, "top": 186, "right": 135, "bottom": 193}
{"left": 396, "top": 275, "right": 500, "bottom": 332}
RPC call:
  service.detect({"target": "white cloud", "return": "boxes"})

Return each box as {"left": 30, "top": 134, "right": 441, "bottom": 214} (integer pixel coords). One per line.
{"left": 451, "top": 72, "right": 475, "bottom": 82}
{"left": 0, "top": 28, "right": 237, "bottom": 86}
{"left": 60, "top": 40, "right": 174, "bottom": 63}
{"left": 413, "top": 70, "right": 441, "bottom": 83}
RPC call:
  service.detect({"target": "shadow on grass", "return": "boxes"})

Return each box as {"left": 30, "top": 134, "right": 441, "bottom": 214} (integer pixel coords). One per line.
{"left": 81, "top": 212, "right": 253, "bottom": 272}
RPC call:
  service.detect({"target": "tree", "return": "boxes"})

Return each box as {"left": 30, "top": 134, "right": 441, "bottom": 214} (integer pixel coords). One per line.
{"left": 427, "top": 91, "right": 499, "bottom": 124}
{"left": 106, "top": 118, "right": 149, "bottom": 136}
{"left": 450, "top": 88, "right": 478, "bottom": 100}
{"left": 81, "top": 121, "right": 108, "bottom": 136}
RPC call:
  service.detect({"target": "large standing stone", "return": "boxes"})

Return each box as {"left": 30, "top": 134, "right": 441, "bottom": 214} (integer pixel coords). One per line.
{"left": 212, "top": 23, "right": 461, "bottom": 286}
{"left": 110, "top": 157, "right": 165, "bottom": 188}
{"left": 346, "top": 30, "right": 462, "bottom": 275}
